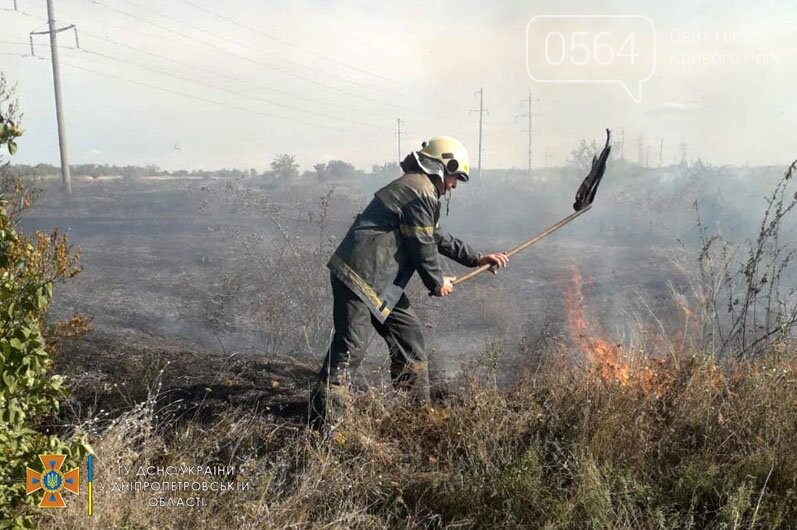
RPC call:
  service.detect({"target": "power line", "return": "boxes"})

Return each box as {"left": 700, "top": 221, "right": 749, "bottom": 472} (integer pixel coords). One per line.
{"left": 10, "top": 1, "right": 81, "bottom": 192}
{"left": 679, "top": 141, "right": 688, "bottom": 165}
{"left": 18, "top": 1, "right": 410, "bottom": 119}
{"left": 396, "top": 118, "right": 405, "bottom": 162}
{"left": 84, "top": 0, "right": 438, "bottom": 116}
{"left": 4, "top": 4, "right": 471, "bottom": 158}
{"left": 0, "top": 38, "right": 73, "bottom": 50}
{"left": 10, "top": 49, "right": 395, "bottom": 144}
{"left": 60, "top": 60, "right": 361, "bottom": 132}
{"left": 10, "top": 2, "right": 453, "bottom": 124}
{"left": 74, "top": 0, "right": 457, "bottom": 121}
{"left": 658, "top": 138, "right": 664, "bottom": 167}
{"left": 1, "top": 5, "right": 38, "bottom": 20}
{"left": 112, "top": 0, "right": 398, "bottom": 95}
{"left": 18, "top": 53, "right": 365, "bottom": 133}
{"left": 637, "top": 133, "right": 645, "bottom": 166}
{"left": 44, "top": 0, "right": 73, "bottom": 194}
{"left": 470, "top": 88, "right": 488, "bottom": 181}
{"left": 3, "top": 8, "right": 398, "bottom": 135}
{"left": 73, "top": 28, "right": 401, "bottom": 121}
{"left": 518, "top": 91, "right": 538, "bottom": 178}
{"left": 175, "top": 0, "right": 409, "bottom": 89}
{"left": 71, "top": 47, "right": 391, "bottom": 131}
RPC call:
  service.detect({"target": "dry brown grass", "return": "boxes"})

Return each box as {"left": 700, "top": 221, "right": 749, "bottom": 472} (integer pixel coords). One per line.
{"left": 36, "top": 344, "right": 797, "bottom": 530}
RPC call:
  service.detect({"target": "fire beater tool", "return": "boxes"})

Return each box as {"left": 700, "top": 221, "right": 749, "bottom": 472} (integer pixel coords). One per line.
{"left": 451, "top": 128, "right": 611, "bottom": 287}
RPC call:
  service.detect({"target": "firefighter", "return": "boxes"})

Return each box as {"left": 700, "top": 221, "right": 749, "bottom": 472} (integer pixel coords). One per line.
{"left": 309, "top": 136, "right": 508, "bottom": 429}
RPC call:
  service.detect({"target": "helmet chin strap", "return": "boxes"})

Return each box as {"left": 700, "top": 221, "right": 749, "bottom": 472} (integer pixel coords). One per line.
{"left": 445, "top": 188, "right": 452, "bottom": 216}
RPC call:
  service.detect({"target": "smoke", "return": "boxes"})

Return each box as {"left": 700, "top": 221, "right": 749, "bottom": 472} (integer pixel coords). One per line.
{"left": 19, "top": 160, "right": 797, "bottom": 385}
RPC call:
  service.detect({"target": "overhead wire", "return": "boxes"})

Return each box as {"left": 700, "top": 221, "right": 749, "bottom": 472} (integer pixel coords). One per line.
{"left": 1, "top": 6, "right": 395, "bottom": 132}
{"left": 0, "top": 38, "right": 76, "bottom": 51}
{"left": 3, "top": 3, "right": 473, "bottom": 151}
{"left": 72, "top": 47, "right": 391, "bottom": 130}
{"left": 84, "top": 0, "right": 439, "bottom": 116}
{"left": 14, "top": 3, "right": 404, "bottom": 120}
{"left": 56, "top": 0, "right": 459, "bottom": 126}
{"left": 0, "top": 6, "right": 39, "bottom": 20}
{"left": 0, "top": 41, "right": 384, "bottom": 134}
{"left": 12, "top": 0, "right": 465, "bottom": 134}
{"left": 176, "top": 0, "right": 409, "bottom": 88}
{"left": 114, "top": 0, "right": 400, "bottom": 95}
{"left": 33, "top": 54, "right": 360, "bottom": 133}
{"left": 73, "top": 27, "right": 402, "bottom": 120}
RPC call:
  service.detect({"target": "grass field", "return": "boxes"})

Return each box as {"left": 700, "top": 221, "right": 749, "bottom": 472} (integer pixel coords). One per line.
{"left": 38, "top": 345, "right": 797, "bottom": 529}
{"left": 16, "top": 164, "right": 797, "bottom": 528}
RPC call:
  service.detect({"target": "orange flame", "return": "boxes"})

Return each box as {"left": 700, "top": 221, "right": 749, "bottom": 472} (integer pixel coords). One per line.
{"left": 565, "top": 263, "right": 665, "bottom": 394}
{"left": 564, "top": 264, "right": 632, "bottom": 384}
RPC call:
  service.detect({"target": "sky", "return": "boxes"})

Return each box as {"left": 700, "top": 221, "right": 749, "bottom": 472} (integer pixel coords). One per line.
{"left": 0, "top": 0, "right": 795, "bottom": 171}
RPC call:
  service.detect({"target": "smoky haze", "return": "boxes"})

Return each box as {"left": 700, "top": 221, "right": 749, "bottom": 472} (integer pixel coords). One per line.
{"left": 3, "top": 0, "right": 796, "bottom": 387}
{"left": 4, "top": 5, "right": 797, "bottom": 526}
{"left": 17, "top": 155, "right": 797, "bottom": 387}
{"left": 1, "top": 0, "right": 795, "bottom": 172}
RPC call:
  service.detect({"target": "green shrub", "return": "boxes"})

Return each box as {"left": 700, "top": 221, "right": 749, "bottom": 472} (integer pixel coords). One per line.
{"left": 0, "top": 74, "right": 90, "bottom": 528}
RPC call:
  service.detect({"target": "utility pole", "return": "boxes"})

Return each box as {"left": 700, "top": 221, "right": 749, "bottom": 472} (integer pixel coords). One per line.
{"left": 637, "top": 133, "right": 645, "bottom": 167}
{"left": 679, "top": 141, "right": 688, "bottom": 166}
{"left": 469, "top": 88, "right": 488, "bottom": 181}
{"left": 518, "top": 91, "right": 537, "bottom": 178}
{"left": 658, "top": 138, "right": 664, "bottom": 167}
{"left": 28, "top": 0, "right": 80, "bottom": 195}
{"left": 395, "top": 118, "right": 405, "bottom": 163}
{"left": 45, "top": 0, "right": 72, "bottom": 195}
{"left": 525, "top": 92, "right": 532, "bottom": 178}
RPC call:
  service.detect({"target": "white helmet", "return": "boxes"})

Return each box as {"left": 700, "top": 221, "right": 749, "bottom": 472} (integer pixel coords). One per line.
{"left": 415, "top": 136, "right": 470, "bottom": 182}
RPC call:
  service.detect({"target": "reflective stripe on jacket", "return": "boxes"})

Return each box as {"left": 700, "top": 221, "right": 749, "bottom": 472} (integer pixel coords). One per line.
{"left": 328, "top": 172, "right": 480, "bottom": 323}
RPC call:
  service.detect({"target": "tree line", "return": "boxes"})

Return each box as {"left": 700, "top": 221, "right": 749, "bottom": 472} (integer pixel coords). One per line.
{"left": 4, "top": 156, "right": 403, "bottom": 183}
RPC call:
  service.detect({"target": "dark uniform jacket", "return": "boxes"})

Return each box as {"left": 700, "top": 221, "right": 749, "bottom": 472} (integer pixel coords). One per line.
{"left": 328, "top": 172, "right": 480, "bottom": 323}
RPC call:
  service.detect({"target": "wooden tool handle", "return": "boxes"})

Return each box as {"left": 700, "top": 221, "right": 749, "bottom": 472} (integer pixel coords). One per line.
{"left": 451, "top": 205, "right": 592, "bottom": 286}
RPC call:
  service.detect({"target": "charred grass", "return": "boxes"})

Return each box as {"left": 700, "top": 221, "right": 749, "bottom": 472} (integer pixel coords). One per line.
{"left": 39, "top": 346, "right": 797, "bottom": 530}
{"left": 29, "top": 164, "right": 797, "bottom": 527}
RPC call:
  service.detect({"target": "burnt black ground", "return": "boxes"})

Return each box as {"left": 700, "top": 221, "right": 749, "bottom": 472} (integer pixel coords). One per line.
{"left": 21, "top": 174, "right": 691, "bottom": 427}
{"left": 54, "top": 331, "right": 317, "bottom": 426}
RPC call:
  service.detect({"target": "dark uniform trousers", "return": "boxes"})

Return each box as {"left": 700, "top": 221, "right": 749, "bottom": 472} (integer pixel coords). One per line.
{"left": 310, "top": 274, "right": 430, "bottom": 427}
{"left": 308, "top": 172, "right": 480, "bottom": 428}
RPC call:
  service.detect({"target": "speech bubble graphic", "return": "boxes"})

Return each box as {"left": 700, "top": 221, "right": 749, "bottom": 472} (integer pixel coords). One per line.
{"left": 526, "top": 15, "right": 656, "bottom": 103}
